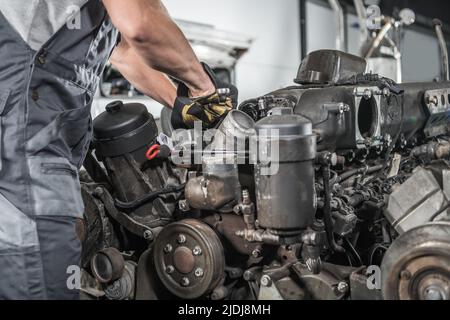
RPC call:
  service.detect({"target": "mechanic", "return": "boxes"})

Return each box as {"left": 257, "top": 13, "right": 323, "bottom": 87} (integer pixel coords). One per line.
{"left": 0, "top": 0, "right": 236, "bottom": 299}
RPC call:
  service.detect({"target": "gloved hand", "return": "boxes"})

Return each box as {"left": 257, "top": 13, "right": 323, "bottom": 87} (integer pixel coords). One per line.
{"left": 171, "top": 63, "right": 238, "bottom": 129}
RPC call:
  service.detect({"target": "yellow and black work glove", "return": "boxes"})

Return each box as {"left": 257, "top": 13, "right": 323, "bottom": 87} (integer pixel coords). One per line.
{"left": 171, "top": 63, "right": 238, "bottom": 129}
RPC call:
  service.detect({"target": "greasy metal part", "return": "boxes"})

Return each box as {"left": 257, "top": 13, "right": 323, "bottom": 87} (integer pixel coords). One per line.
{"left": 104, "top": 261, "right": 137, "bottom": 300}
{"left": 433, "top": 19, "right": 450, "bottom": 81}
{"left": 91, "top": 247, "right": 125, "bottom": 284}
{"left": 233, "top": 189, "right": 281, "bottom": 245}
{"left": 93, "top": 186, "right": 158, "bottom": 240}
{"left": 291, "top": 262, "right": 346, "bottom": 300}
{"left": 207, "top": 109, "right": 256, "bottom": 153}
{"left": 254, "top": 114, "right": 316, "bottom": 236}
{"left": 103, "top": 154, "right": 185, "bottom": 222}
{"left": 93, "top": 101, "right": 186, "bottom": 231}
{"left": 235, "top": 228, "right": 280, "bottom": 245}
{"left": 386, "top": 167, "right": 450, "bottom": 234}
{"left": 301, "top": 228, "right": 324, "bottom": 274}
{"left": 184, "top": 110, "right": 253, "bottom": 212}
{"left": 258, "top": 268, "right": 307, "bottom": 300}
{"left": 252, "top": 58, "right": 450, "bottom": 150}
{"left": 381, "top": 222, "right": 450, "bottom": 300}
{"left": 412, "top": 141, "right": 450, "bottom": 161}
{"left": 203, "top": 211, "right": 262, "bottom": 256}
{"left": 185, "top": 154, "right": 241, "bottom": 212}
{"left": 328, "top": 0, "right": 345, "bottom": 52}
{"left": 423, "top": 88, "right": 450, "bottom": 137}
{"left": 153, "top": 219, "right": 225, "bottom": 299}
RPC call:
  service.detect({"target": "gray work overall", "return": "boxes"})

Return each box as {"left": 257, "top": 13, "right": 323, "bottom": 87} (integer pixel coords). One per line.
{"left": 0, "top": 1, "right": 117, "bottom": 299}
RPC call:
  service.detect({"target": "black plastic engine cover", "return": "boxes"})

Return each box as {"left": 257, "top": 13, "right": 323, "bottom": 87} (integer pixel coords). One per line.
{"left": 93, "top": 101, "right": 158, "bottom": 159}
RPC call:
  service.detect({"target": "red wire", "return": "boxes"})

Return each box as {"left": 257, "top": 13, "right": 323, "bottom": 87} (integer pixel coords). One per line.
{"left": 146, "top": 144, "right": 161, "bottom": 160}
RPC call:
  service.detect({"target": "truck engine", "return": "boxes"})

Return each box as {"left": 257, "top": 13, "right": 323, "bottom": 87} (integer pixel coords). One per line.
{"left": 80, "top": 50, "right": 450, "bottom": 300}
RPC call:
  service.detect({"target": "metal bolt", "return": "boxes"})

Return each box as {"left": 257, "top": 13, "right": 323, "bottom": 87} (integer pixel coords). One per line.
{"left": 143, "top": 230, "right": 153, "bottom": 240}
{"left": 251, "top": 248, "right": 261, "bottom": 258}
{"left": 164, "top": 244, "right": 173, "bottom": 253}
{"left": 194, "top": 268, "right": 204, "bottom": 278}
{"left": 400, "top": 270, "right": 411, "bottom": 280}
{"left": 177, "top": 234, "right": 186, "bottom": 244}
{"left": 180, "top": 277, "right": 190, "bottom": 287}
{"left": 427, "top": 95, "right": 439, "bottom": 106}
{"left": 337, "top": 281, "right": 349, "bottom": 293}
{"left": 260, "top": 275, "right": 272, "bottom": 287}
{"left": 165, "top": 265, "right": 175, "bottom": 274}
{"left": 192, "top": 246, "right": 202, "bottom": 256}
{"left": 424, "top": 287, "right": 444, "bottom": 300}
{"left": 179, "top": 200, "right": 189, "bottom": 212}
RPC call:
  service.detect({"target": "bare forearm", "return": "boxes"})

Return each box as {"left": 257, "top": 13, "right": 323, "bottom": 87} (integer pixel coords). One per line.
{"left": 103, "top": 0, "right": 214, "bottom": 97}
{"left": 110, "top": 39, "right": 177, "bottom": 107}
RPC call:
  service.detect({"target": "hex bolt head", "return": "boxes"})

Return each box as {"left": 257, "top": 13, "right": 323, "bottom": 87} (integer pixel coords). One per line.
{"left": 143, "top": 230, "right": 153, "bottom": 240}
{"left": 178, "top": 200, "right": 189, "bottom": 211}
{"left": 165, "top": 265, "right": 175, "bottom": 274}
{"left": 251, "top": 248, "right": 261, "bottom": 258}
{"left": 180, "top": 277, "right": 190, "bottom": 287}
{"left": 194, "top": 268, "right": 204, "bottom": 278}
{"left": 164, "top": 244, "right": 173, "bottom": 253}
{"left": 260, "top": 275, "right": 272, "bottom": 287}
{"left": 337, "top": 281, "right": 349, "bottom": 293}
{"left": 177, "top": 234, "right": 187, "bottom": 244}
{"left": 192, "top": 245, "right": 202, "bottom": 256}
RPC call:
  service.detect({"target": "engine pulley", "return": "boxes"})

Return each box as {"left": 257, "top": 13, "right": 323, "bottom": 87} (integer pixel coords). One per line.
{"left": 381, "top": 222, "right": 450, "bottom": 300}
{"left": 153, "top": 219, "right": 225, "bottom": 299}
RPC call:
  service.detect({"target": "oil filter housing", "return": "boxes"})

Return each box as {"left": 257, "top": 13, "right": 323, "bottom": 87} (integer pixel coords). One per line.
{"left": 254, "top": 114, "right": 316, "bottom": 236}
{"left": 93, "top": 100, "right": 158, "bottom": 161}
{"left": 92, "top": 101, "right": 185, "bottom": 232}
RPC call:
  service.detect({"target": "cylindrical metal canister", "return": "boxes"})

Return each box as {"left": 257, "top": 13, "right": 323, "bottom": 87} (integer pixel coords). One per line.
{"left": 254, "top": 114, "right": 316, "bottom": 236}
